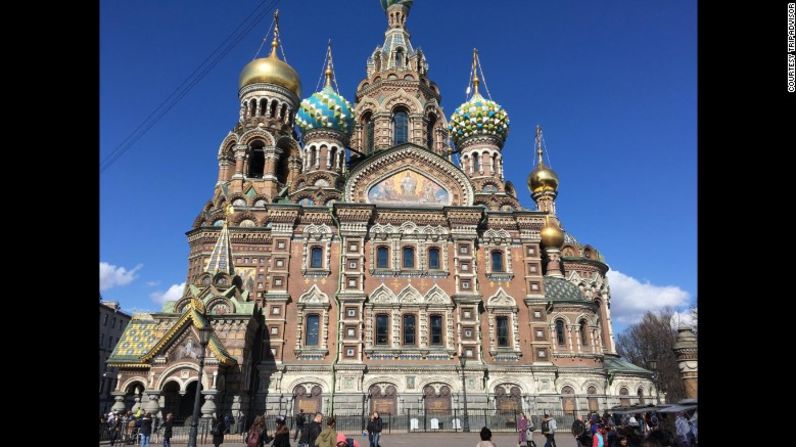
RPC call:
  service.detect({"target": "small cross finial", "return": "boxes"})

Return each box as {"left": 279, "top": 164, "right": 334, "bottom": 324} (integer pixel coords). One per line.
{"left": 471, "top": 48, "right": 480, "bottom": 96}
{"left": 324, "top": 39, "right": 334, "bottom": 88}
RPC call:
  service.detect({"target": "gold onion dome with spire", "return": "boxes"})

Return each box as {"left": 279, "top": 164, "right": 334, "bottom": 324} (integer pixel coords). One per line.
{"left": 528, "top": 125, "right": 559, "bottom": 194}
{"left": 540, "top": 218, "right": 565, "bottom": 249}
{"left": 239, "top": 12, "right": 301, "bottom": 97}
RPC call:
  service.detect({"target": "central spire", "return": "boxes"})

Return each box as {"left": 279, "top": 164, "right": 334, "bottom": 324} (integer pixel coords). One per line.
{"left": 535, "top": 124, "right": 545, "bottom": 166}
{"left": 269, "top": 10, "right": 281, "bottom": 59}
{"left": 324, "top": 40, "right": 334, "bottom": 89}
{"left": 471, "top": 48, "right": 481, "bottom": 96}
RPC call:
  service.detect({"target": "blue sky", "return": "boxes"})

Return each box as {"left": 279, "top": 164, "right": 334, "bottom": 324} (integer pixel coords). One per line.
{"left": 100, "top": 0, "right": 697, "bottom": 333}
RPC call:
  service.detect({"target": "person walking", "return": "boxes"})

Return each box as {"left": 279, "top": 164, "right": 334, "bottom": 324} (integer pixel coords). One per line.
{"left": 366, "top": 411, "right": 383, "bottom": 447}
{"left": 476, "top": 426, "right": 496, "bottom": 447}
{"left": 316, "top": 417, "right": 338, "bottom": 447}
{"left": 211, "top": 415, "right": 226, "bottom": 447}
{"left": 591, "top": 424, "right": 605, "bottom": 447}
{"left": 541, "top": 413, "right": 557, "bottom": 447}
{"left": 302, "top": 412, "right": 323, "bottom": 447}
{"left": 246, "top": 415, "right": 268, "bottom": 447}
{"left": 159, "top": 413, "right": 174, "bottom": 447}
{"left": 108, "top": 412, "right": 121, "bottom": 447}
{"left": 139, "top": 413, "right": 153, "bottom": 447}
{"left": 273, "top": 416, "right": 291, "bottom": 447}
{"left": 518, "top": 413, "right": 530, "bottom": 447}
{"left": 295, "top": 409, "right": 306, "bottom": 442}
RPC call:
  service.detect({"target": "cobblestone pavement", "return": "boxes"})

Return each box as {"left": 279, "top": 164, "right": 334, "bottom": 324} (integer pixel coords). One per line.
{"left": 102, "top": 432, "right": 577, "bottom": 447}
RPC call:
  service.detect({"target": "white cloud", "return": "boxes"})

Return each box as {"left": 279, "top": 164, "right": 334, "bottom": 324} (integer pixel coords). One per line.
{"left": 145, "top": 281, "right": 161, "bottom": 287}
{"left": 150, "top": 282, "right": 186, "bottom": 304}
{"left": 606, "top": 270, "right": 691, "bottom": 326}
{"left": 100, "top": 262, "right": 142, "bottom": 291}
{"left": 671, "top": 310, "right": 696, "bottom": 330}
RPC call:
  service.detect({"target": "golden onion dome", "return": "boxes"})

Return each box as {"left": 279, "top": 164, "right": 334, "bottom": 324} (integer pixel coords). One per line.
{"left": 528, "top": 164, "right": 559, "bottom": 194}
{"left": 239, "top": 53, "right": 302, "bottom": 97}
{"left": 540, "top": 220, "right": 565, "bottom": 248}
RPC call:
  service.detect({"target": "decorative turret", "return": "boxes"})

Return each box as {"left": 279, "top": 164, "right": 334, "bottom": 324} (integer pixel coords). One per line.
{"left": 290, "top": 42, "right": 350, "bottom": 207}
{"left": 528, "top": 125, "right": 559, "bottom": 214}
{"left": 205, "top": 203, "right": 236, "bottom": 276}
{"left": 540, "top": 216, "right": 565, "bottom": 277}
{"left": 673, "top": 327, "right": 698, "bottom": 399}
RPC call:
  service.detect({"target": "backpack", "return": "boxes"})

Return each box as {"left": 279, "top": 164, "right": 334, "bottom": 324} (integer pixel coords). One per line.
{"left": 346, "top": 437, "right": 354, "bottom": 447}
{"left": 246, "top": 430, "right": 261, "bottom": 447}
{"left": 541, "top": 419, "right": 550, "bottom": 433}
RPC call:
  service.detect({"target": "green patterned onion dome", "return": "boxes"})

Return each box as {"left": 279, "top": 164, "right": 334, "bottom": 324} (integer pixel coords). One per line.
{"left": 295, "top": 85, "right": 355, "bottom": 135}
{"left": 448, "top": 92, "right": 510, "bottom": 146}
{"left": 380, "top": 0, "right": 413, "bottom": 10}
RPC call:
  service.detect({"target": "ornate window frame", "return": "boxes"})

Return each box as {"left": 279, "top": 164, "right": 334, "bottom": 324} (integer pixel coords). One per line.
{"left": 485, "top": 288, "right": 521, "bottom": 360}
{"left": 301, "top": 224, "right": 332, "bottom": 277}
{"left": 294, "top": 285, "right": 331, "bottom": 359}
{"left": 483, "top": 229, "right": 514, "bottom": 281}
{"left": 368, "top": 222, "right": 450, "bottom": 278}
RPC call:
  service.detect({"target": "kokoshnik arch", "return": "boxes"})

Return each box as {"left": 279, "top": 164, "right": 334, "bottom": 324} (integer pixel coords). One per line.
{"left": 107, "top": 0, "right": 655, "bottom": 425}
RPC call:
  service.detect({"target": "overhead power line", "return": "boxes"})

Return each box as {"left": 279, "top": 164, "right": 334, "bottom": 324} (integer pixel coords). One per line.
{"left": 101, "top": 0, "right": 280, "bottom": 173}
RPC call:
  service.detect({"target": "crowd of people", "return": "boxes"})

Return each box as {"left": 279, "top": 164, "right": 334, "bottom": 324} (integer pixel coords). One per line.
{"left": 511, "top": 409, "right": 697, "bottom": 447}
{"left": 102, "top": 406, "right": 696, "bottom": 447}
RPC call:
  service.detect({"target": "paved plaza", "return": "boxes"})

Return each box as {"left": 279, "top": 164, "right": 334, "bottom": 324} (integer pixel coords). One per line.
{"left": 102, "top": 432, "right": 579, "bottom": 447}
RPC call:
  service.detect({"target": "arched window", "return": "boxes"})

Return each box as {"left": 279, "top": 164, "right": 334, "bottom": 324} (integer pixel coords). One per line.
{"left": 270, "top": 101, "right": 277, "bottom": 118}
{"left": 562, "top": 386, "right": 576, "bottom": 416}
{"left": 393, "top": 107, "right": 409, "bottom": 145}
{"left": 376, "top": 314, "right": 389, "bottom": 345}
{"left": 619, "top": 388, "right": 630, "bottom": 407}
{"left": 496, "top": 316, "right": 509, "bottom": 347}
{"left": 426, "top": 114, "right": 437, "bottom": 149}
{"left": 249, "top": 99, "right": 257, "bottom": 117}
{"left": 430, "top": 315, "right": 443, "bottom": 345}
{"left": 395, "top": 48, "right": 404, "bottom": 68}
{"left": 364, "top": 113, "right": 375, "bottom": 153}
{"left": 305, "top": 314, "right": 320, "bottom": 346}
{"left": 403, "top": 314, "right": 416, "bottom": 345}
{"left": 248, "top": 140, "right": 265, "bottom": 178}
{"left": 402, "top": 246, "right": 415, "bottom": 269}
{"left": 329, "top": 146, "right": 337, "bottom": 169}
{"left": 377, "top": 246, "right": 389, "bottom": 269}
{"left": 556, "top": 319, "right": 566, "bottom": 346}
{"left": 428, "top": 247, "right": 440, "bottom": 270}
{"left": 580, "top": 320, "right": 589, "bottom": 347}
{"left": 280, "top": 103, "right": 288, "bottom": 121}
{"left": 310, "top": 246, "right": 323, "bottom": 269}
{"left": 472, "top": 153, "right": 480, "bottom": 173}
{"left": 309, "top": 146, "right": 317, "bottom": 168}
{"left": 637, "top": 388, "right": 645, "bottom": 404}
{"left": 492, "top": 153, "right": 498, "bottom": 174}
{"left": 491, "top": 250, "right": 504, "bottom": 272}
{"left": 587, "top": 386, "right": 599, "bottom": 412}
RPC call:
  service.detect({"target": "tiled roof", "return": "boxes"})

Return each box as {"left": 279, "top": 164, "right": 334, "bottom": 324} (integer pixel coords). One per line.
{"left": 543, "top": 276, "right": 587, "bottom": 302}
{"left": 605, "top": 356, "right": 652, "bottom": 375}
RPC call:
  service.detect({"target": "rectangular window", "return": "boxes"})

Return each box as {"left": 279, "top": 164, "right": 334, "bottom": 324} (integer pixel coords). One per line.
{"left": 538, "top": 349, "right": 547, "bottom": 359}
{"left": 430, "top": 315, "right": 443, "bottom": 345}
{"left": 403, "top": 246, "right": 415, "bottom": 269}
{"left": 271, "top": 326, "right": 279, "bottom": 335}
{"left": 461, "top": 262, "right": 470, "bottom": 272}
{"left": 275, "top": 258, "right": 285, "bottom": 268}
{"left": 459, "top": 244, "right": 470, "bottom": 255}
{"left": 272, "top": 306, "right": 281, "bottom": 315}
{"left": 428, "top": 248, "right": 440, "bottom": 269}
{"left": 310, "top": 247, "right": 323, "bottom": 268}
{"left": 496, "top": 316, "right": 510, "bottom": 347}
{"left": 346, "top": 326, "right": 356, "bottom": 338}
{"left": 347, "top": 277, "right": 357, "bottom": 288}
{"left": 112, "top": 317, "right": 117, "bottom": 329}
{"left": 305, "top": 315, "right": 320, "bottom": 346}
{"left": 377, "top": 246, "right": 389, "bottom": 269}
{"left": 103, "top": 314, "right": 108, "bottom": 326}
{"left": 465, "top": 348, "right": 474, "bottom": 358}
{"left": 526, "top": 246, "right": 536, "bottom": 256}
{"left": 277, "top": 240, "right": 286, "bottom": 250}
{"left": 533, "top": 310, "right": 543, "bottom": 320}
{"left": 403, "top": 314, "right": 416, "bottom": 345}
{"left": 376, "top": 314, "right": 389, "bottom": 345}
{"left": 348, "top": 242, "right": 359, "bottom": 252}
{"left": 463, "top": 309, "right": 472, "bottom": 319}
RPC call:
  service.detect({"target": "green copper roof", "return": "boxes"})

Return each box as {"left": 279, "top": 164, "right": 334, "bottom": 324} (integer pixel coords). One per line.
{"left": 544, "top": 276, "right": 587, "bottom": 302}
{"left": 605, "top": 356, "right": 652, "bottom": 375}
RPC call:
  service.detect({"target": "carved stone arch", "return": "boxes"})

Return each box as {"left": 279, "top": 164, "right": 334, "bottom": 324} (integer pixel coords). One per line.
{"left": 156, "top": 362, "right": 212, "bottom": 391}
{"left": 356, "top": 98, "right": 379, "bottom": 115}
{"left": 206, "top": 296, "right": 235, "bottom": 315}
{"left": 303, "top": 223, "right": 332, "bottom": 240}
{"left": 369, "top": 284, "right": 396, "bottom": 304}
{"left": 227, "top": 192, "right": 248, "bottom": 206}
{"left": 253, "top": 196, "right": 269, "bottom": 208}
{"left": 383, "top": 90, "right": 423, "bottom": 114}
{"left": 218, "top": 132, "right": 238, "bottom": 158}
{"left": 276, "top": 135, "right": 301, "bottom": 157}
{"left": 298, "top": 284, "right": 331, "bottom": 305}
{"left": 121, "top": 377, "right": 148, "bottom": 395}
{"left": 583, "top": 381, "right": 602, "bottom": 394}
{"left": 398, "top": 221, "right": 419, "bottom": 235}
{"left": 486, "top": 288, "right": 517, "bottom": 308}
{"left": 231, "top": 211, "right": 257, "bottom": 226}
{"left": 396, "top": 284, "right": 423, "bottom": 304}
{"left": 424, "top": 284, "right": 452, "bottom": 305}
{"left": 239, "top": 128, "right": 276, "bottom": 147}
{"left": 551, "top": 313, "right": 573, "bottom": 326}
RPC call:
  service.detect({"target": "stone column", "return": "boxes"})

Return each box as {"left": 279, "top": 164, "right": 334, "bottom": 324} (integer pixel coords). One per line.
{"left": 111, "top": 391, "right": 127, "bottom": 413}
{"left": 131, "top": 389, "right": 143, "bottom": 414}
{"left": 673, "top": 327, "right": 697, "bottom": 399}
{"left": 145, "top": 390, "right": 161, "bottom": 418}
{"left": 201, "top": 390, "right": 218, "bottom": 418}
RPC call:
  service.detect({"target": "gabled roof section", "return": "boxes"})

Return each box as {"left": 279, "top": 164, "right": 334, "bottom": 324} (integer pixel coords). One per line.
{"left": 107, "top": 313, "right": 164, "bottom": 366}
{"left": 605, "top": 355, "right": 652, "bottom": 375}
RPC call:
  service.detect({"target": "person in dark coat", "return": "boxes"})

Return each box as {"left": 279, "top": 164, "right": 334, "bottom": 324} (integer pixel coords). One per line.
{"left": 366, "top": 411, "right": 383, "bottom": 447}
{"left": 295, "top": 408, "right": 306, "bottom": 442}
{"left": 159, "top": 413, "right": 174, "bottom": 447}
{"left": 139, "top": 413, "right": 153, "bottom": 447}
{"left": 212, "top": 416, "right": 226, "bottom": 447}
{"left": 273, "top": 416, "right": 291, "bottom": 447}
{"left": 300, "top": 412, "right": 323, "bottom": 447}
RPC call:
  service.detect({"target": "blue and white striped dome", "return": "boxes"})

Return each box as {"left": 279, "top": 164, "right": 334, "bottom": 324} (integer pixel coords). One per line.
{"left": 295, "top": 85, "right": 355, "bottom": 135}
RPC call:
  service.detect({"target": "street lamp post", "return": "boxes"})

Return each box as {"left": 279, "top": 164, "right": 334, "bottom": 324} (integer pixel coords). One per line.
{"left": 648, "top": 360, "right": 661, "bottom": 404}
{"left": 459, "top": 356, "right": 470, "bottom": 432}
{"left": 187, "top": 327, "right": 212, "bottom": 447}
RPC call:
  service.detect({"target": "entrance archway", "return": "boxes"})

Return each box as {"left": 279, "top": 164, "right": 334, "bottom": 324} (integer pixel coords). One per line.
{"left": 293, "top": 384, "right": 323, "bottom": 415}
{"left": 423, "top": 384, "right": 451, "bottom": 416}
{"left": 123, "top": 381, "right": 146, "bottom": 411}
{"left": 369, "top": 384, "right": 397, "bottom": 416}
{"left": 561, "top": 386, "right": 576, "bottom": 416}
{"left": 176, "top": 381, "right": 204, "bottom": 424}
